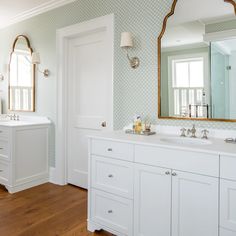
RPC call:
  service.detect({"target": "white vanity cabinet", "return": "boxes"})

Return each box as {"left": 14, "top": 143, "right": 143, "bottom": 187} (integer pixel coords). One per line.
{"left": 134, "top": 145, "right": 219, "bottom": 236}
{"left": 171, "top": 171, "right": 218, "bottom": 236}
{"left": 88, "top": 134, "right": 234, "bottom": 236}
{"left": 134, "top": 164, "right": 172, "bottom": 236}
{"left": 0, "top": 124, "right": 50, "bottom": 193}
{"left": 220, "top": 155, "right": 236, "bottom": 235}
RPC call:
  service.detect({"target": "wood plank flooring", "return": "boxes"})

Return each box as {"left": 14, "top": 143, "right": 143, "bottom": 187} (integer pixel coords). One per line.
{"left": 0, "top": 183, "right": 113, "bottom": 236}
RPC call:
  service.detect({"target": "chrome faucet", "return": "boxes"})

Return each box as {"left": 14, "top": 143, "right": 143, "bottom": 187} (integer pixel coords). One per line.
{"left": 187, "top": 124, "right": 197, "bottom": 138}
{"left": 6, "top": 114, "right": 19, "bottom": 121}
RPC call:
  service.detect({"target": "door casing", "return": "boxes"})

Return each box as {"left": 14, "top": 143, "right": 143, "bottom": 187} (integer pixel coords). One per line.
{"left": 54, "top": 14, "right": 114, "bottom": 185}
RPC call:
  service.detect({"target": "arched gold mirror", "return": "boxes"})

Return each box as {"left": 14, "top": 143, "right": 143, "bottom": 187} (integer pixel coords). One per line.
{"left": 158, "top": 0, "right": 236, "bottom": 121}
{"left": 9, "top": 35, "right": 35, "bottom": 112}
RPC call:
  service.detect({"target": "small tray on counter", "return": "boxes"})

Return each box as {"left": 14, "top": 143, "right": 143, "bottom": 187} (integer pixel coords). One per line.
{"left": 225, "top": 138, "right": 236, "bottom": 144}
{"left": 125, "top": 129, "right": 156, "bottom": 136}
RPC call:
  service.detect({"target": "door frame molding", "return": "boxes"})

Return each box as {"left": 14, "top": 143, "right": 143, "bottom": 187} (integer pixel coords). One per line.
{"left": 53, "top": 14, "right": 114, "bottom": 185}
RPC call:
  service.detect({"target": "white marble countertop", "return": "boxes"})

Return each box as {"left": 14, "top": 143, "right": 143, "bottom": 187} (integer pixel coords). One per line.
{"left": 89, "top": 131, "right": 236, "bottom": 157}
{"left": 0, "top": 116, "right": 51, "bottom": 127}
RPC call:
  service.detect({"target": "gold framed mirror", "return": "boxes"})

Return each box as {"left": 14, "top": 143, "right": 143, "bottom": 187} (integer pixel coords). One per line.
{"left": 9, "top": 35, "right": 35, "bottom": 112}
{"left": 158, "top": 0, "right": 236, "bottom": 122}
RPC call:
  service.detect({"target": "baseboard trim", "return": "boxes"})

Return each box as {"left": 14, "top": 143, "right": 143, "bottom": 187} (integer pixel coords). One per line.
{"left": 49, "top": 167, "right": 57, "bottom": 184}
{"left": 6, "top": 178, "right": 49, "bottom": 194}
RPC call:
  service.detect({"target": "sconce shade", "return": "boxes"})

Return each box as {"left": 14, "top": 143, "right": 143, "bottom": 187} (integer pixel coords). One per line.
{"left": 31, "top": 52, "right": 41, "bottom": 64}
{"left": 120, "top": 32, "right": 133, "bottom": 48}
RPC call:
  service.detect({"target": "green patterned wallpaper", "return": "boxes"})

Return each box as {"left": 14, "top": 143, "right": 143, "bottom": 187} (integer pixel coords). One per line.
{"left": 0, "top": 0, "right": 236, "bottom": 166}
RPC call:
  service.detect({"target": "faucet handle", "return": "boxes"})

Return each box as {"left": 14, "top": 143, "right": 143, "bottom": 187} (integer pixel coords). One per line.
{"left": 201, "top": 129, "right": 209, "bottom": 139}
{"left": 180, "top": 128, "right": 187, "bottom": 137}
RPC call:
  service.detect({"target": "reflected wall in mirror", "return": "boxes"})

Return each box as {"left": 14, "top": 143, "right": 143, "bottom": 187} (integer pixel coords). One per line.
{"left": 9, "top": 35, "right": 35, "bottom": 112}
{"left": 158, "top": 0, "right": 236, "bottom": 121}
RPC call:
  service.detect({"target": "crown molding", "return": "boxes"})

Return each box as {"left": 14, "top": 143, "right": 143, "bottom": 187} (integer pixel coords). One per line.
{"left": 204, "top": 29, "right": 236, "bottom": 42}
{"left": 0, "top": 0, "right": 77, "bottom": 29}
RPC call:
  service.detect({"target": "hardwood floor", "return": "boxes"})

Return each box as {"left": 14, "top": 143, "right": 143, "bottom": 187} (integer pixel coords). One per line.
{"left": 0, "top": 183, "right": 113, "bottom": 236}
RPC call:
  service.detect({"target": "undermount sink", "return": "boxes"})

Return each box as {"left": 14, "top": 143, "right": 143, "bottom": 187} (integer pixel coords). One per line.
{"left": 160, "top": 137, "right": 212, "bottom": 145}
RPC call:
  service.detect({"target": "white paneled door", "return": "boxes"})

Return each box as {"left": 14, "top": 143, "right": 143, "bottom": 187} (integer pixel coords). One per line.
{"left": 67, "top": 16, "right": 113, "bottom": 188}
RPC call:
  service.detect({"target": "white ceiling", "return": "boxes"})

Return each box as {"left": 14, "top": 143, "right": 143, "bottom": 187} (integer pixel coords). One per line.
{"left": 162, "top": 21, "right": 206, "bottom": 48}
{"left": 162, "top": 0, "right": 236, "bottom": 49}
{"left": 0, "top": 0, "right": 76, "bottom": 29}
{"left": 168, "top": 0, "right": 235, "bottom": 26}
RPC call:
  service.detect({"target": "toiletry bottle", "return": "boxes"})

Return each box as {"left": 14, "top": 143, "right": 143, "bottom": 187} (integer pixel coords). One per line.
{"left": 134, "top": 115, "right": 142, "bottom": 133}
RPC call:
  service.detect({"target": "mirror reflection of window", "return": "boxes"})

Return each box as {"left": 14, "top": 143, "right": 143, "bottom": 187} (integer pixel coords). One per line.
{"left": 9, "top": 35, "right": 35, "bottom": 112}
{"left": 168, "top": 53, "right": 209, "bottom": 118}
{"left": 10, "top": 52, "right": 33, "bottom": 111}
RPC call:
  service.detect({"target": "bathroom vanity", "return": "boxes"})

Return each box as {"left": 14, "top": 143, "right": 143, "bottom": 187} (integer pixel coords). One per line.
{"left": 0, "top": 117, "right": 51, "bottom": 193}
{"left": 88, "top": 132, "right": 236, "bottom": 236}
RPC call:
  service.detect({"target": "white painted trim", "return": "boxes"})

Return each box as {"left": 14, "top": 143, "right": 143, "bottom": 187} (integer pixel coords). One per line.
{"left": 55, "top": 14, "right": 114, "bottom": 185}
{"left": 204, "top": 29, "right": 236, "bottom": 42}
{"left": 200, "top": 14, "right": 235, "bottom": 25}
{"left": 0, "top": 0, "right": 77, "bottom": 29}
{"left": 49, "top": 167, "right": 58, "bottom": 184}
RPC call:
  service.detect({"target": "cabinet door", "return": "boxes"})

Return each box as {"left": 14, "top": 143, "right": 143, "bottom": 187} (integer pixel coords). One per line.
{"left": 134, "top": 164, "right": 171, "bottom": 236}
{"left": 220, "top": 179, "right": 236, "bottom": 233}
{"left": 172, "top": 171, "right": 219, "bottom": 236}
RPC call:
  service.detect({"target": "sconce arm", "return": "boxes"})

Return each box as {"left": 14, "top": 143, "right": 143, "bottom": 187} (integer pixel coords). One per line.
{"left": 125, "top": 48, "right": 140, "bottom": 69}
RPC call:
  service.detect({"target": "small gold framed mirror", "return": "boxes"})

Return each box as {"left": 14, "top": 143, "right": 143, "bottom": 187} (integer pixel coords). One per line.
{"left": 9, "top": 35, "right": 35, "bottom": 112}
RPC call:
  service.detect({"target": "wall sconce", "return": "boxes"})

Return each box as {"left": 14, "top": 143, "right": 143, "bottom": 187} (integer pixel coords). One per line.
{"left": 31, "top": 52, "right": 50, "bottom": 77}
{"left": 0, "top": 64, "right": 8, "bottom": 81}
{"left": 120, "top": 32, "right": 140, "bottom": 69}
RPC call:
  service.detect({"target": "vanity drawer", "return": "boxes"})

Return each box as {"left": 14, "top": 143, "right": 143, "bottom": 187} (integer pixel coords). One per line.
{"left": 0, "top": 128, "right": 9, "bottom": 140}
{"left": 91, "top": 189, "right": 133, "bottom": 236}
{"left": 91, "top": 156, "right": 134, "bottom": 199}
{"left": 0, "top": 140, "right": 9, "bottom": 160}
{"left": 0, "top": 161, "right": 9, "bottom": 184}
{"left": 135, "top": 145, "right": 219, "bottom": 177}
{"left": 220, "top": 155, "right": 236, "bottom": 181}
{"left": 91, "top": 139, "right": 134, "bottom": 161}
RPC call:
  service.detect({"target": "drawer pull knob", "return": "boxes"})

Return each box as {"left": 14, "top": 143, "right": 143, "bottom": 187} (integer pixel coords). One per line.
{"left": 172, "top": 172, "right": 177, "bottom": 176}
{"left": 108, "top": 210, "right": 113, "bottom": 214}
{"left": 107, "top": 148, "right": 113, "bottom": 152}
{"left": 108, "top": 174, "right": 113, "bottom": 178}
{"left": 0, "top": 170, "right": 3, "bottom": 172}
{"left": 165, "top": 171, "right": 170, "bottom": 175}
{"left": 0, "top": 148, "right": 3, "bottom": 150}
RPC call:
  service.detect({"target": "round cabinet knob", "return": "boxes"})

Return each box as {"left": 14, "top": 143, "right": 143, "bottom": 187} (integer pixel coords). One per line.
{"left": 107, "top": 148, "right": 113, "bottom": 152}
{"left": 0, "top": 170, "right": 3, "bottom": 172}
{"left": 165, "top": 171, "right": 170, "bottom": 175}
{"left": 108, "top": 210, "right": 113, "bottom": 214}
{"left": 172, "top": 172, "right": 177, "bottom": 176}
{"left": 101, "top": 121, "right": 107, "bottom": 127}
{"left": 108, "top": 174, "right": 113, "bottom": 178}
